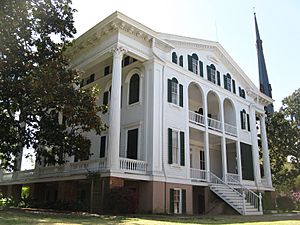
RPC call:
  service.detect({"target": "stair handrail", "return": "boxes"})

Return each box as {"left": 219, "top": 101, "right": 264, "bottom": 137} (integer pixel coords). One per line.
{"left": 209, "top": 171, "right": 245, "bottom": 214}
{"left": 226, "top": 173, "right": 262, "bottom": 212}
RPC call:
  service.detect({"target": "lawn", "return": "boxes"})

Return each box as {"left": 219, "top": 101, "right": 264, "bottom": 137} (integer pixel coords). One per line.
{"left": 0, "top": 209, "right": 299, "bottom": 225}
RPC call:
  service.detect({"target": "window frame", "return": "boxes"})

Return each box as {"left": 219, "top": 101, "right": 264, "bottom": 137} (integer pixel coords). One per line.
{"left": 125, "top": 126, "right": 140, "bottom": 160}
{"left": 128, "top": 73, "right": 140, "bottom": 105}
{"left": 126, "top": 69, "right": 143, "bottom": 107}
{"left": 173, "top": 188, "right": 182, "bottom": 214}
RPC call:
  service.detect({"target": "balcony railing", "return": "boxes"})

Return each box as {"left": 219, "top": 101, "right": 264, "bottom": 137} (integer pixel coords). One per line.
{"left": 119, "top": 157, "right": 147, "bottom": 174}
{"left": 224, "top": 123, "right": 237, "bottom": 136}
{"left": 190, "top": 168, "right": 207, "bottom": 181}
{"left": 189, "top": 111, "right": 205, "bottom": 126}
{"left": 207, "top": 117, "right": 222, "bottom": 132}
{"left": 0, "top": 158, "right": 108, "bottom": 183}
{"left": 226, "top": 173, "right": 240, "bottom": 184}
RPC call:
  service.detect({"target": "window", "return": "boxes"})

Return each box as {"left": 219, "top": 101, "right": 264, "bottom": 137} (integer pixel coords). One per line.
{"left": 104, "top": 66, "right": 110, "bottom": 76}
{"left": 172, "top": 52, "right": 178, "bottom": 64}
{"left": 100, "top": 136, "right": 106, "bottom": 158}
{"left": 200, "top": 150, "right": 205, "bottom": 170}
{"left": 239, "top": 87, "right": 246, "bottom": 99}
{"left": 129, "top": 74, "right": 140, "bottom": 105}
{"left": 224, "top": 73, "right": 231, "bottom": 91}
{"left": 179, "top": 55, "right": 183, "bottom": 67}
{"left": 188, "top": 53, "right": 198, "bottom": 74}
{"left": 170, "top": 188, "right": 186, "bottom": 214}
{"left": 127, "top": 128, "right": 138, "bottom": 159}
{"left": 167, "top": 78, "right": 183, "bottom": 107}
{"left": 241, "top": 142, "right": 254, "bottom": 180}
{"left": 207, "top": 64, "right": 216, "bottom": 84}
{"left": 168, "top": 128, "right": 185, "bottom": 166}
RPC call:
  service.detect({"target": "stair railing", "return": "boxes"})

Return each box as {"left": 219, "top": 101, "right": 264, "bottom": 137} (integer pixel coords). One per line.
{"left": 226, "top": 174, "right": 262, "bottom": 212}
{"left": 209, "top": 172, "right": 245, "bottom": 214}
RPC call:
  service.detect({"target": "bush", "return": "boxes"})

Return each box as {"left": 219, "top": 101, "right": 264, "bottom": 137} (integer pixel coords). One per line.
{"left": 276, "top": 195, "right": 295, "bottom": 212}
{"left": 103, "top": 187, "right": 137, "bottom": 214}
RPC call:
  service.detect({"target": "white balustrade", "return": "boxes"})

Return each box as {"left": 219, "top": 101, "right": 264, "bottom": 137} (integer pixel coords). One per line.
{"left": 189, "top": 111, "right": 205, "bottom": 126}
{"left": 190, "top": 168, "right": 206, "bottom": 181}
{"left": 119, "top": 157, "right": 147, "bottom": 174}
{"left": 207, "top": 117, "right": 222, "bottom": 132}
{"left": 224, "top": 123, "right": 237, "bottom": 136}
{"left": 226, "top": 173, "right": 240, "bottom": 184}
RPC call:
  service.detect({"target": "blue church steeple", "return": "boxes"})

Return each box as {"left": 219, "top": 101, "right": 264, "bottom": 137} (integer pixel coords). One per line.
{"left": 254, "top": 13, "right": 274, "bottom": 114}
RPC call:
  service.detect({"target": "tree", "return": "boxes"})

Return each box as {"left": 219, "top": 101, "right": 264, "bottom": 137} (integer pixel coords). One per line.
{"left": 267, "top": 88, "right": 300, "bottom": 190}
{"left": 0, "top": 0, "right": 106, "bottom": 170}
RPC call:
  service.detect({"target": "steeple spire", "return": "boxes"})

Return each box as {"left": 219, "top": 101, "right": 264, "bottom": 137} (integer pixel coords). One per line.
{"left": 254, "top": 12, "right": 274, "bottom": 114}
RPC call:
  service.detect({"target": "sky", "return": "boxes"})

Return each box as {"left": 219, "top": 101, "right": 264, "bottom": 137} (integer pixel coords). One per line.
{"left": 72, "top": 0, "right": 300, "bottom": 111}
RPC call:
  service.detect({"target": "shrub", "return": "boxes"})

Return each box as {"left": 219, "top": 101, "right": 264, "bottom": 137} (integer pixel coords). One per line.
{"left": 276, "top": 195, "right": 295, "bottom": 212}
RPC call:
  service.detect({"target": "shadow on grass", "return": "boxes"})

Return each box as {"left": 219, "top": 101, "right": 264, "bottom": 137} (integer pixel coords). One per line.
{"left": 0, "top": 208, "right": 299, "bottom": 225}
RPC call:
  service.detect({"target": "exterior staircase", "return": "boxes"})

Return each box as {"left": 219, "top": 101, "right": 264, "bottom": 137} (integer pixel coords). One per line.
{"left": 209, "top": 172, "right": 263, "bottom": 215}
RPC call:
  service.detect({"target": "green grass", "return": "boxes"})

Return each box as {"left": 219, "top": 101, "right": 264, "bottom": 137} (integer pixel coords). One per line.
{"left": 0, "top": 209, "right": 299, "bottom": 225}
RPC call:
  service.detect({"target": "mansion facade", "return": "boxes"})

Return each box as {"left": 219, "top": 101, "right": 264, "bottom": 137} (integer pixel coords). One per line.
{"left": 0, "top": 12, "right": 273, "bottom": 215}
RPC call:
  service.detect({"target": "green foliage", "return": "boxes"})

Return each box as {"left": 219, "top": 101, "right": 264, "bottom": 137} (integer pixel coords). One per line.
{"left": 276, "top": 195, "right": 295, "bottom": 212}
{"left": 267, "top": 88, "right": 300, "bottom": 189}
{"left": 0, "top": 0, "right": 106, "bottom": 170}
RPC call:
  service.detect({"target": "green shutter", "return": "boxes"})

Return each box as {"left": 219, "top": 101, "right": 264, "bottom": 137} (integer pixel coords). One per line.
{"left": 167, "top": 79, "right": 172, "bottom": 102}
{"left": 182, "top": 189, "right": 186, "bottom": 214}
{"left": 224, "top": 75, "right": 227, "bottom": 90}
{"left": 103, "top": 91, "right": 109, "bottom": 105}
{"left": 199, "top": 61, "right": 203, "bottom": 77}
{"left": 179, "top": 84, "right": 183, "bottom": 107}
{"left": 170, "top": 189, "right": 174, "bottom": 214}
{"left": 188, "top": 55, "right": 192, "bottom": 71}
{"left": 168, "top": 128, "right": 173, "bottom": 164}
{"left": 247, "top": 114, "right": 251, "bottom": 131}
{"left": 207, "top": 65, "right": 211, "bottom": 81}
{"left": 217, "top": 71, "right": 221, "bottom": 85}
{"left": 240, "top": 111, "right": 245, "bottom": 129}
{"left": 180, "top": 131, "right": 185, "bottom": 166}
{"left": 232, "top": 80, "right": 236, "bottom": 94}
{"left": 179, "top": 56, "right": 183, "bottom": 67}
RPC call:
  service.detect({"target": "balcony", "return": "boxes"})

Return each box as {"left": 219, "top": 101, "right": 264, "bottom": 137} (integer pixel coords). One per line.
{"left": 190, "top": 168, "right": 207, "bottom": 182}
{"left": 224, "top": 123, "right": 237, "bottom": 136}
{"left": 189, "top": 110, "right": 237, "bottom": 136}
{"left": 119, "top": 158, "right": 147, "bottom": 174}
{"left": 189, "top": 111, "right": 205, "bottom": 126}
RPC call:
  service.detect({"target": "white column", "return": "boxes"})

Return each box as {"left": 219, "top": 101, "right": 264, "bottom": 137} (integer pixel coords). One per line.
{"left": 236, "top": 141, "right": 243, "bottom": 182}
{"left": 107, "top": 46, "right": 126, "bottom": 171}
{"left": 250, "top": 106, "right": 261, "bottom": 185}
{"left": 220, "top": 100, "right": 227, "bottom": 182}
{"left": 260, "top": 115, "right": 272, "bottom": 187}
{"left": 203, "top": 95, "right": 210, "bottom": 181}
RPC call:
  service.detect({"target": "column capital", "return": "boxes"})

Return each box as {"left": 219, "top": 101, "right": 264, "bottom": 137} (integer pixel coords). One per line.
{"left": 111, "top": 46, "right": 127, "bottom": 58}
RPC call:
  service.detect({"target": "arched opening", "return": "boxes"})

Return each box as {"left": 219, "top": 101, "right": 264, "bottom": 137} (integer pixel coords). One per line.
{"left": 207, "top": 91, "right": 221, "bottom": 131}
{"left": 223, "top": 98, "right": 237, "bottom": 136}
{"left": 188, "top": 82, "right": 204, "bottom": 126}
{"left": 172, "top": 52, "right": 178, "bottom": 64}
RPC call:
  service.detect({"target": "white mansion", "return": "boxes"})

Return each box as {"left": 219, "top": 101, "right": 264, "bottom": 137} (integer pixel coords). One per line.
{"left": 0, "top": 12, "right": 274, "bottom": 215}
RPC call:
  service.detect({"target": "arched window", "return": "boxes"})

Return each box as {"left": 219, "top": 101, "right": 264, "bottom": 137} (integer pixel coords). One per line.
{"left": 172, "top": 52, "right": 178, "bottom": 64}
{"left": 179, "top": 55, "right": 183, "bottom": 67}
{"left": 167, "top": 77, "right": 183, "bottom": 107}
{"left": 224, "top": 73, "right": 232, "bottom": 91}
{"left": 129, "top": 74, "right": 140, "bottom": 104}
{"left": 188, "top": 53, "right": 198, "bottom": 74}
{"left": 207, "top": 64, "right": 216, "bottom": 83}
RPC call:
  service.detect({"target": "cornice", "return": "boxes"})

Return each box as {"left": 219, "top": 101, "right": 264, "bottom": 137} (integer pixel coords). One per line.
{"left": 246, "top": 89, "right": 274, "bottom": 106}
